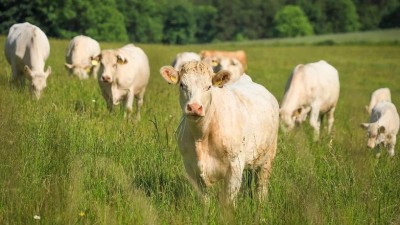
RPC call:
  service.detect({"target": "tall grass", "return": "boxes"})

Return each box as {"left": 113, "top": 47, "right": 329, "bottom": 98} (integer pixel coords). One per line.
{"left": 0, "top": 35, "right": 399, "bottom": 224}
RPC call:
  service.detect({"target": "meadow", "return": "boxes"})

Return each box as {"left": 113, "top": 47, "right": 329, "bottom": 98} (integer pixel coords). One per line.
{"left": 0, "top": 32, "right": 399, "bottom": 224}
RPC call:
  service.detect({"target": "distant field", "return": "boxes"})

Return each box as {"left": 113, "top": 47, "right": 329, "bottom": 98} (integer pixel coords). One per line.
{"left": 0, "top": 35, "right": 399, "bottom": 224}
{"left": 220, "top": 28, "right": 400, "bottom": 46}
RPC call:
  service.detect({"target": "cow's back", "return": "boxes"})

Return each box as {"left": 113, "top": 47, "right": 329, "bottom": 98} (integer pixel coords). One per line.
{"left": 5, "top": 22, "right": 49, "bottom": 67}
{"left": 66, "top": 35, "right": 100, "bottom": 66}
{"left": 117, "top": 44, "right": 150, "bottom": 93}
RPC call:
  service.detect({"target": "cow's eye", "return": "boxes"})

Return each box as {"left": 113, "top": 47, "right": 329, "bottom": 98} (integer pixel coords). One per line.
{"left": 180, "top": 83, "right": 186, "bottom": 90}
{"left": 206, "top": 85, "right": 211, "bottom": 91}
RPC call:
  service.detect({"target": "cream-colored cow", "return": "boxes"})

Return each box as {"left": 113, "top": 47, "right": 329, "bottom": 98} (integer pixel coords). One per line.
{"left": 171, "top": 52, "right": 201, "bottom": 70}
{"left": 94, "top": 44, "right": 150, "bottom": 120}
{"left": 4, "top": 22, "right": 51, "bottom": 99}
{"left": 361, "top": 101, "right": 399, "bottom": 157}
{"left": 160, "top": 61, "right": 279, "bottom": 205}
{"left": 65, "top": 35, "right": 101, "bottom": 79}
{"left": 203, "top": 56, "right": 244, "bottom": 84}
{"left": 199, "top": 50, "right": 247, "bottom": 71}
{"left": 280, "top": 60, "right": 340, "bottom": 140}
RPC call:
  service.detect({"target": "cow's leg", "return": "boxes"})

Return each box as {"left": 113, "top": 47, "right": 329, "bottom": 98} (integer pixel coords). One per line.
{"left": 388, "top": 136, "right": 396, "bottom": 157}
{"left": 124, "top": 89, "right": 135, "bottom": 118}
{"left": 309, "top": 106, "right": 321, "bottom": 140}
{"left": 134, "top": 89, "right": 146, "bottom": 121}
{"left": 327, "top": 107, "right": 336, "bottom": 134}
{"left": 257, "top": 142, "right": 277, "bottom": 201}
{"left": 224, "top": 159, "right": 245, "bottom": 206}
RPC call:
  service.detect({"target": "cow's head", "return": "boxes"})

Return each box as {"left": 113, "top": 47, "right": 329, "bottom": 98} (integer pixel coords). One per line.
{"left": 279, "top": 107, "right": 304, "bottom": 131}
{"left": 24, "top": 65, "right": 51, "bottom": 100}
{"left": 64, "top": 59, "right": 95, "bottom": 80}
{"left": 360, "top": 123, "right": 387, "bottom": 149}
{"left": 160, "top": 61, "right": 231, "bottom": 118}
{"left": 203, "top": 56, "right": 244, "bottom": 83}
{"left": 92, "top": 50, "right": 128, "bottom": 84}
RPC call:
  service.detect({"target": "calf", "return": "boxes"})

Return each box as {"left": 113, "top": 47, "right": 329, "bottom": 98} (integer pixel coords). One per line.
{"left": 361, "top": 101, "right": 399, "bottom": 157}
{"left": 160, "top": 61, "right": 279, "bottom": 205}
{"left": 365, "top": 88, "right": 391, "bottom": 115}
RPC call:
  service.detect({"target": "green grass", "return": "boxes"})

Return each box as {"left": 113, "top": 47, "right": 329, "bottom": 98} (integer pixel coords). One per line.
{"left": 0, "top": 33, "right": 400, "bottom": 224}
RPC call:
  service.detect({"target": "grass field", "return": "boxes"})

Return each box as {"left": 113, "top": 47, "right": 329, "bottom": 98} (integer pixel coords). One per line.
{"left": 0, "top": 30, "right": 399, "bottom": 224}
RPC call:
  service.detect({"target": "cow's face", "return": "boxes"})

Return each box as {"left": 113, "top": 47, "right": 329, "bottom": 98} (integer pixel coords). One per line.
{"left": 64, "top": 63, "right": 91, "bottom": 80}
{"left": 93, "top": 50, "right": 127, "bottom": 84}
{"left": 160, "top": 61, "right": 231, "bottom": 118}
{"left": 360, "top": 123, "right": 386, "bottom": 149}
{"left": 24, "top": 65, "right": 51, "bottom": 100}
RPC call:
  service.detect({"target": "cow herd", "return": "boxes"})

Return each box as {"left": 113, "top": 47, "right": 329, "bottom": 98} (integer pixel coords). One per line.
{"left": 4, "top": 22, "right": 399, "bottom": 206}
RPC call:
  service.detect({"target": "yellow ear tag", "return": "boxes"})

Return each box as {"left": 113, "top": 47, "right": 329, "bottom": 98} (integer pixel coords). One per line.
{"left": 214, "top": 80, "right": 222, "bottom": 87}
{"left": 85, "top": 67, "right": 91, "bottom": 73}
{"left": 212, "top": 62, "right": 218, "bottom": 67}
{"left": 91, "top": 60, "right": 98, "bottom": 66}
{"left": 170, "top": 75, "right": 177, "bottom": 83}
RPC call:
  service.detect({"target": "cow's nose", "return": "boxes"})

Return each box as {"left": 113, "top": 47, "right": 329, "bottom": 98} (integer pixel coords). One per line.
{"left": 187, "top": 103, "right": 203, "bottom": 116}
{"left": 101, "top": 75, "right": 111, "bottom": 83}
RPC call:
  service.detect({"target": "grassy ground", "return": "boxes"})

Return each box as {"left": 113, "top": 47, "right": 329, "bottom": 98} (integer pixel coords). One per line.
{"left": 0, "top": 32, "right": 399, "bottom": 224}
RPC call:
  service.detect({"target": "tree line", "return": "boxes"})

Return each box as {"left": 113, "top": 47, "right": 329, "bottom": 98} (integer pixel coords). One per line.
{"left": 1, "top": 0, "right": 399, "bottom": 44}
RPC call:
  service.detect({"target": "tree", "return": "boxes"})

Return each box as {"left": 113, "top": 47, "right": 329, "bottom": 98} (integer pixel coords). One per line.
{"left": 325, "top": 0, "right": 360, "bottom": 33}
{"left": 162, "top": 2, "right": 196, "bottom": 44}
{"left": 273, "top": 5, "right": 314, "bottom": 37}
{"left": 193, "top": 5, "right": 218, "bottom": 43}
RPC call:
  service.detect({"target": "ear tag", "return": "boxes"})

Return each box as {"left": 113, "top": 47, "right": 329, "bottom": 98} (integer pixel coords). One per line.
{"left": 214, "top": 80, "right": 222, "bottom": 87}
{"left": 212, "top": 61, "right": 218, "bottom": 67}
{"left": 86, "top": 67, "right": 91, "bottom": 73}
{"left": 170, "top": 75, "right": 177, "bottom": 83}
{"left": 91, "top": 60, "right": 98, "bottom": 66}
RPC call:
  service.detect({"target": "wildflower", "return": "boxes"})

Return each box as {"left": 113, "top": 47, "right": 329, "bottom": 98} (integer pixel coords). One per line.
{"left": 92, "top": 99, "right": 96, "bottom": 103}
{"left": 79, "top": 211, "right": 85, "bottom": 217}
{"left": 33, "top": 215, "right": 41, "bottom": 220}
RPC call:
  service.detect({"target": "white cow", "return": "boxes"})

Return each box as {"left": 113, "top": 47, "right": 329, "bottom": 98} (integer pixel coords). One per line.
{"left": 171, "top": 52, "right": 201, "bottom": 70}
{"left": 203, "top": 56, "right": 245, "bottom": 84}
{"left": 93, "top": 44, "right": 150, "bottom": 120}
{"left": 280, "top": 60, "right": 340, "bottom": 140}
{"left": 360, "top": 101, "right": 399, "bottom": 157}
{"left": 65, "top": 35, "right": 101, "bottom": 80}
{"left": 160, "top": 61, "right": 279, "bottom": 205}
{"left": 365, "top": 88, "right": 391, "bottom": 115}
{"left": 4, "top": 22, "right": 51, "bottom": 99}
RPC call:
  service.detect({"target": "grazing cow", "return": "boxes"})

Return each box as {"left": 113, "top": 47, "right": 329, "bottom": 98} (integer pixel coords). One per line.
{"left": 199, "top": 50, "right": 247, "bottom": 71}
{"left": 65, "top": 35, "right": 101, "bottom": 80}
{"left": 93, "top": 44, "right": 150, "bottom": 120}
{"left": 365, "top": 88, "right": 391, "bottom": 115}
{"left": 360, "top": 101, "right": 399, "bottom": 157}
{"left": 4, "top": 22, "right": 51, "bottom": 99}
{"left": 159, "top": 61, "right": 279, "bottom": 205}
{"left": 171, "top": 52, "right": 200, "bottom": 70}
{"left": 280, "top": 60, "right": 340, "bottom": 140}
{"left": 203, "top": 56, "right": 245, "bottom": 84}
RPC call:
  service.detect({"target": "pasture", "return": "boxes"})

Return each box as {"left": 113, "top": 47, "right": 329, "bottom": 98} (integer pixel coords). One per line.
{"left": 0, "top": 35, "right": 399, "bottom": 224}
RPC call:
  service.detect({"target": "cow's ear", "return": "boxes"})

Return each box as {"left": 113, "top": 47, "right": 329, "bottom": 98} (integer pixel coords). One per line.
{"left": 91, "top": 55, "right": 101, "bottom": 66}
{"left": 378, "top": 126, "right": 386, "bottom": 134}
{"left": 117, "top": 55, "right": 128, "bottom": 65}
{"left": 160, "top": 66, "right": 179, "bottom": 84}
{"left": 64, "top": 63, "right": 73, "bottom": 69}
{"left": 212, "top": 70, "right": 231, "bottom": 88}
{"left": 293, "top": 108, "right": 302, "bottom": 117}
{"left": 24, "top": 65, "right": 33, "bottom": 77}
{"left": 360, "top": 123, "right": 369, "bottom": 130}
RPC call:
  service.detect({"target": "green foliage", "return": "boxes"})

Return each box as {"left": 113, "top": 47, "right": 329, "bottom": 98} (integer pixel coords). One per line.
{"left": 193, "top": 5, "right": 218, "bottom": 43}
{"left": 273, "top": 5, "right": 314, "bottom": 37}
{"left": 324, "top": 0, "right": 360, "bottom": 33}
{"left": 162, "top": 2, "right": 196, "bottom": 44}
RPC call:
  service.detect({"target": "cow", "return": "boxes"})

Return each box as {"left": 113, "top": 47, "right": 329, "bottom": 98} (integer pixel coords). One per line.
{"left": 4, "top": 22, "right": 51, "bottom": 99}
{"left": 360, "top": 101, "right": 399, "bottom": 157}
{"left": 93, "top": 44, "right": 150, "bottom": 120}
{"left": 65, "top": 35, "right": 101, "bottom": 80}
{"left": 202, "top": 56, "right": 245, "bottom": 84}
{"left": 280, "top": 60, "right": 340, "bottom": 140}
{"left": 159, "top": 61, "right": 279, "bottom": 205}
{"left": 365, "top": 88, "right": 391, "bottom": 115}
{"left": 171, "top": 52, "right": 201, "bottom": 70}
{"left": 199, "top": 50, "right": 247, "bottom": 71}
